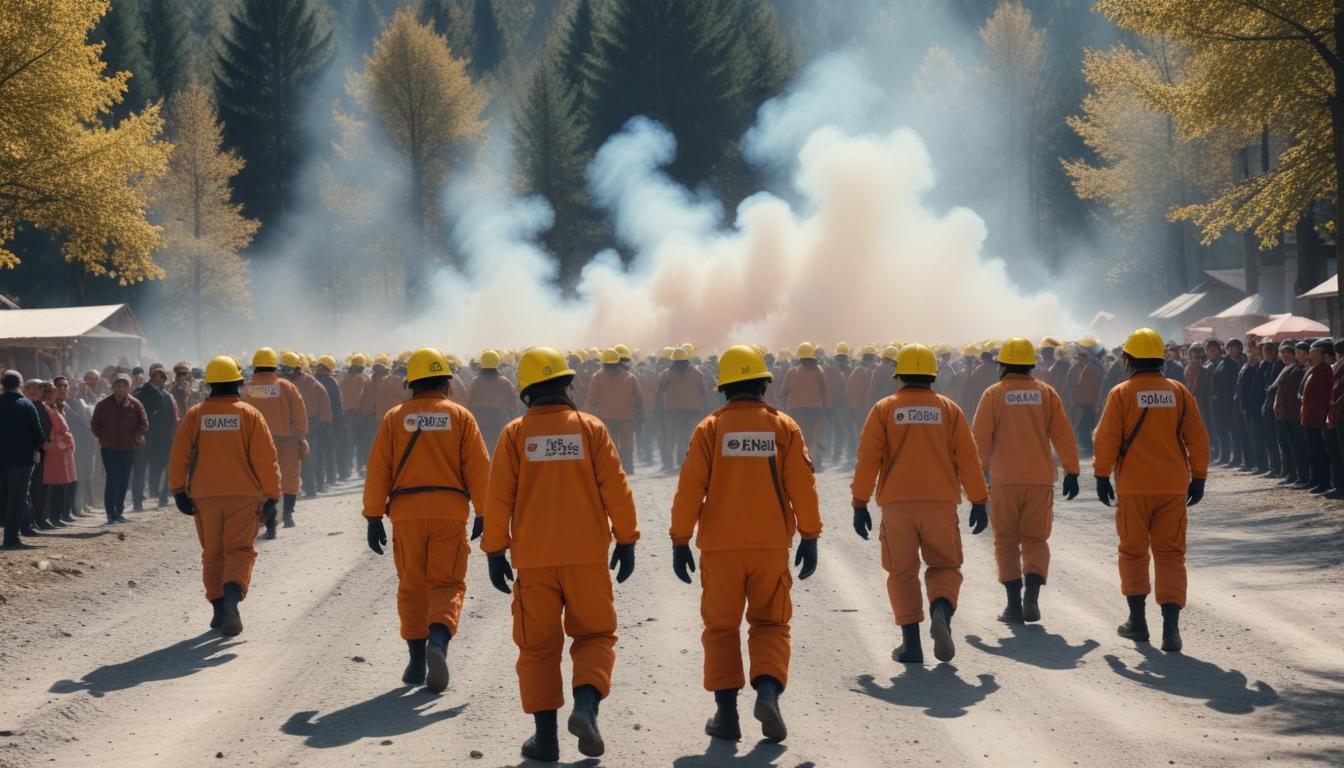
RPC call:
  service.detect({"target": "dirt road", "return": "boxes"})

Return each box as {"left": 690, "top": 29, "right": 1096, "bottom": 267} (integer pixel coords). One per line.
{"left": 2, "top": 466, "right": 1342, "bottom": 767}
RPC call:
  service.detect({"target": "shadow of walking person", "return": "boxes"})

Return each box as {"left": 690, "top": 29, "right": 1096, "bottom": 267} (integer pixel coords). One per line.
{"left": 1104, "top": 646, "right": 1279, "bottom": 714}
{"left": 281, "top": 687, "right": 467, "bottom": 748}
{"left": 853, "top": 665, "right": 999, "bottom": 718}
{"left": 49, "top": 632, "right": 238, "bottom": 697}
{"left": 672, "top": 737, "right": 788, "bottom": 767}
{"left": 966, "top": 625, "right": 1100, "bottom": 670}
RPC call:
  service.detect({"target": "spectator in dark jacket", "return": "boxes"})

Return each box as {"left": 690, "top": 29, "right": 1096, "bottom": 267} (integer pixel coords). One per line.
{"left": 1235, "top": 344, "right": 1263, "bottom": 472}
{"left": 1, "top": 371, "right": 46, "bottom": 548}
{"left": 90, "top": 374, "right": 147, "bottom": 524}
{"left": 1207, "top": 339, "right": 1240, "bottom": 465}
{"left": 131, "top": 366, "right": 178, "bottom": 510}
{"left": 1300, "top": 338, "right": 1337, "bottom": 493}
{"left": 24, "top": 379, "right": 53, "bottom": 532}
{"left": 1271, "top": 342, "right": 1305, "bottom": 484}
{"left": 1255, "top": 339, "right": 1284, "bottom": 477}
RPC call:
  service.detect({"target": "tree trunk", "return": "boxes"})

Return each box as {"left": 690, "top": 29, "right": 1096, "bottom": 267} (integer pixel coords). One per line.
{"left": 1332, "top": 7, "right": 1344, "bottom": 334}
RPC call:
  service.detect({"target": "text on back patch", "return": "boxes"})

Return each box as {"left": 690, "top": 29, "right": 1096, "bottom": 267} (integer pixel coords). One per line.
{"left": 404, "top": 413, "right": 451, "bottom": 431}
{"left": 894, "top": 406, "right": 942, "bottom": 424}
{"left": 525, "top": 434, "right": 584, "bottom": 461}
{"left": 1005, "top": 390, "right": 1042, "bottom": 406}
{"left": 201, "top": 414, "right": 240, "bottom": 431}
{"left": 723, "top": 432, "right": 776, "bottom": 457}
{"left": 1137, "top": 390, "right": 1176, "bottom": 408}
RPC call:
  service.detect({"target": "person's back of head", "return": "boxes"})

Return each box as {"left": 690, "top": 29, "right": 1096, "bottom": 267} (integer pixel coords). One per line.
{"left": 1, "top": 371, "right": 20, "bottom": 391}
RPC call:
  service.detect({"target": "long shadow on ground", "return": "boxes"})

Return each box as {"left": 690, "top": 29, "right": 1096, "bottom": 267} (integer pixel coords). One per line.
{"left": 49, "top": 631, "right": 238, "bottom": 696}
{"left": 853, "top": 664, "right": 998, "bottom": 718}
{"left": 673, "top": 738, "right": 789, "bottom": 767}
{"left": 282, "top": 687, "right": 467, "bottom": 748}
{"left": 965, "top": 624, "right": 1099, "bottom": 670}
{"left": 1104, "top": 646, "right": 1278, "bottom": 714}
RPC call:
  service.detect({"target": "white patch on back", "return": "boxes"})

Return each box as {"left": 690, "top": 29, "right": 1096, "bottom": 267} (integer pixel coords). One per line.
{"left": 722, "top": 431, "right": 776, "bottom": 457}
{"left": 893, "top": 406, "right": 942, "bottom": 425}
{"left": 524, "top": 434, "right": 584, "bottom": 461}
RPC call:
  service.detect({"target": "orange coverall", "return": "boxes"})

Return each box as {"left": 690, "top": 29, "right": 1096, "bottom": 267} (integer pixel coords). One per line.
{"left": 467, "top": 373, "right": 518, "bottom": 457}
{"left": 1093, "top": 372, "right": 1209, "bottom": 607}
{"left": 363, "top": 391, "right": 492, "bottom": 639}
{"left": 482, "top": 405, "right": 640, "bottom": 714}
{"left": 971, "top": 374, "right": 1080, "bottom": 583}
{"left": 658, "top": 365, "right": 707, "bottom": 468}
{"left": 585, "top": 367, "right": 645, "bottom": 472}
{"left": 242, "top": 371, "right": 307, "bottom": 495}
{"left": 168, "top": 397, "right": 282, "bottom": 601}
{"left": 374, "top": 372, "right": 409, "bottom": 421}
{"left": 851, "top": 387, "right": 988, "bottom": 625}
{"left": 780, "top": 364, "right": 830, "bottom": 458}
{"left": 670, "top": 400, "right": 821, "bottom": 691}
{"left": 847, "top": 363, "right": 876, "bottom": 420}
{"left": 866, "top": 363, "right": 900, "bottom": 411}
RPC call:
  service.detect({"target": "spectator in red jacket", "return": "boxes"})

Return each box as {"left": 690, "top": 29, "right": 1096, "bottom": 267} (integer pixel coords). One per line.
{"left": 1299, "top": 338, "right": 1336, "bottom": 493}
{"left": 90, "top": 374, "right": 148, "bottom": 524}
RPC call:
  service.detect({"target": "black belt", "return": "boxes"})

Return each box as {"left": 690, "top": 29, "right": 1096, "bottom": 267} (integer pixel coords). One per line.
{"left": 388, "top": 485, "right": 470, "bottom": 500}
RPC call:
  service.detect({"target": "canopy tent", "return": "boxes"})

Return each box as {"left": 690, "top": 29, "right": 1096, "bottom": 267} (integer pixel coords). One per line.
{"left": 1245, "top": 314, "right": 1329, "bottom": 342}
{"left": 0, "top": 304, "right": 147, "bottom": 379}
{"left": 1297, "top": 273, "right": 1340, "bottom": 300}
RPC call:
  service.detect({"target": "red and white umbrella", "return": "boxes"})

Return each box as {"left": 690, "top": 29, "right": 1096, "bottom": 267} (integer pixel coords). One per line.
{"left": 1245, "top": 314, "right": 1330, "bottom": 341}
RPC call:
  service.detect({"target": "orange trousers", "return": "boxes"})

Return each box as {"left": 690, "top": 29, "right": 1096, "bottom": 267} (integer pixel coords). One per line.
{"left": 879, "top": 502, "right": 963, "bottom": 625}
{"left": 700, "top": 549, "right": 792, "bottom": 691}
{"left": 392, "top": 518, "right": 469, "bottom": 639}
{"left": 990, "top": 484, "right": 1053, "bottom": 583}
{"left": 277, "top": 440, "right": 302, "bottom": 496}
{"left": 511, "top": 563, "right": 617, "bottom": 713}
{"left": 193, "top": 495, "right": 262, "bottom": 602}
{"left": 1116, "top": 495, "right": 1187, "bottom": 607}
{"left": 605, "top": 419, "right": 635, "bottom": 473}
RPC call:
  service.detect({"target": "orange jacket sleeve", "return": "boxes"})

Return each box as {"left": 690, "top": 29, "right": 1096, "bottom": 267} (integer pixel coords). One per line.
{"left": 781, "top": 418, "right": 822, "bottom": 539}
{"left": 481, "top": 424, "right": 520, "bottom": 554}
{"left": 288, "top": 382, "right": 309, "bottom": 438}
{"left": 1092, "top": 388, "right": 1123, "bottom": 478}
{"left": 167, "top": 408, "right": 199, "bottom": 493}
{"left": 669, "top": 417, "right": 714, "bottom": 545}
{"left": 1048, "top": 387, "right": 1081, "bottom": 476}
{"left": 459, "top": 411, "right": 493, "bottom": 516}
{"left": 1180, "top": 385, "right": 1211, "bottom": 480}
{"left": 850, "top": 401, "right": 888, "bottom": 505}
{"left": 248, "top": 409, "right": 282, "bottom": 499}
{"left": 949, "top": 404, "right": 989, "bottom": 503}
{"left": 587, "top": 418, "right": 640, "bottom": 544}
{"left": 971, "top": 388, "right": 997, "bottom": 470}
{"left": 361, "top": 412, "right": 394, "bottom": 518}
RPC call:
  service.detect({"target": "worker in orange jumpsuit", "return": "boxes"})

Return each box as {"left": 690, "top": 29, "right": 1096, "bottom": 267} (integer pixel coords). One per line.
{"left": 340, "top": 354, "right": 371, "bottom": 477}
{"left": 374, "top": 354, "right": 409, "bottom": 422}
{"left": 363, "top": 348, "right": 491, "bottom": 693}
{"left": 825, "top": 343, "right": 855, "bottom": 465}
{"left": 656, "top": 347, "right": 707, "bottom": 473}
{"left": 669, "top": 345, "right": 820, "bottom": 744}
{"left": 169, "top": 356, "right": 281, "bottom": 637}
{"left": 585, "top": 349, "right": 645, "bottom": 473}
{"left": 866, "top": 345, "right": 901, "bottom": 411}
{"left": 243, "top": 348, "right": 308, "bottom": 538}
{"left": 1066, "top": 340, "right": 1104, "bottom": 456}
{"left": 360, "top": 355, "right": 390, "bottom": 470}
{"left": 779, "top": 342, "right": 830, "bottom": 472}
{"left": 847, "top": 344, "right": 878, "bottom": 422}
{"left": 482, "top": 347, "right": 639, "bottom": 763}
{"left": 851, "top": 343, "right": 988, "bottom": 664}
{"left": 1093, "top": 328, "right": 1209, "bottom": 653}
{"left": 468, "top": 350, "right": 518, "bottom": 456}
{"left": 286, "top": 354, "right": 331, "bottom": 497}
{"left": 971, "top": 338, "right": 1080, "bottom": 624}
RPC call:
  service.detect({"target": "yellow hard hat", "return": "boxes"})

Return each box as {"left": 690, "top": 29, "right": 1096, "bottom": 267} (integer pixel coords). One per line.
{"left": 601, "top": 348, "right": 621, "bottom": 364}
{"left": 717, "top": 344, "right": 774, "bottom": 388}
{"left": 795, "top": 342, "right": 816, "bottom": 360}
{"left": 896, "top": 343, "right": 938, "bottom": 376}
{"left": 614, "top": 344, "right": 632, "bottom": 361}
{"left": 658, "top": 346, "right": 675, "bottom": 361}
{"left": 996, "top": 337, "right": 1037, "bottom": 366}
{"left": 861, "top": 344, "right": 879, "bottom": 357}
{"left": 1122, "top": 328, "right": 1164, "bottom": 360}
{"left": 881, "top": 345, "right": 900, "bottom": 363}
{"left": 373, "top": 353, "right": 392, "bottom": 367}
{"left": 961, "top": 343, "right": 980, "bottom": 357}
{"left": 672, "top": 347, "right": 691, "bottom": 362}
{"left": 350, "top": 353, "right": 368, "bottom": 367}
{"left": 252, "top": 347, "right": 278, "bottom": 368}
{"left": 1039, "top": 335, "right": 1062, "bottom": 348}
{"left": 479, "top": 350, "right": 501, "bottom": 370}
{"left": 933, "top": 343, "right": 952, "bottom": 356}
{"left": 517, "top": 347, "right": 575, "bottom": 391}
{"left": 681, "top": 342, "right": 695, "bottom": 355}
{"left": 317, "top": 355, "right": 338, "bottom": 371}
{"left": 205, "top": 355, "right": 244, "bottom": 384}
{"left": 395, "top": 350, "right": 411, "bottom": 366}
{"left": 407, "top": 347, "right": 452, "bottom": 383}
{"left": 1077, "top": 335, "right": 1099, "bottom": 349}
{"left": 834, "top": 342, "right": 851, "bottom": 357}
{"left": 279, "top": 351, "right": 302, "bottom": 368}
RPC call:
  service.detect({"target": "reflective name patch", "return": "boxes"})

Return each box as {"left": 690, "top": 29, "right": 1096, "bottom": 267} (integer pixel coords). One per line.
{"left": 403, "top": 413, "right": 451, "bottom": 431}
{"left": 201, "top": 414, "right": 240, "bottom": 431}
{"left": 893, "top": 406, "right": 942, "bottom": 424}
{"left": 722, "top": 431, "right": 776, "bottom": 457}
{"left": 524, "top": 434, "right": 584, "bottom": 461}
{"left": 1005, "top": 390, "right": 1042, "bottom": 406}
{"left": 247, "top": 384, "right": 279, "bottom": 398}
{"left": 1137, "top": 390, "right": 1176, "bottom": 409}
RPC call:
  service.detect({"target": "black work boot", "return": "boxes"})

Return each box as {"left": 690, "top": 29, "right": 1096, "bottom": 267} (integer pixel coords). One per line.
{"left": 403, "top": 639, "right": 427, "bottom": 685}
{"left": 522, "top": 710, "right": 560, "bottom": 762}
{"left": 1160, "top": 603, "right": 1183, "bottom": 653}
{"left": 998, "top": 579, "right": 1024, "bottom": 624}
{"left": 282, "top": 494, "right": 296, "bottom": 528}
{"left": 1023, "top": 573, "right": 1044, "bottom": 622}
{"left": 893, "top": 622, "right": 923, "bottom": 664}
{"left": 568, "top": 684, "right": 605, "bottom": 757}
{"left": 209, "top": 598, "right": 225, "bottom": 630}
{"left": 425, "top": 623, "right": 450, "bottom": 693}
{"left": 929, "top": 598, "right": 956, "bottom": 662}
{"left": 218, "top": 582, "right": 244, "bottom": 637}
{"left": 751, "top": 675, "right": 787, "bottom": 743}
{"left": 1117, "top": 594, "right": 1149, "bottom": 642}
{"left": 705, "top": 688, "right": 741, "bottom": 740}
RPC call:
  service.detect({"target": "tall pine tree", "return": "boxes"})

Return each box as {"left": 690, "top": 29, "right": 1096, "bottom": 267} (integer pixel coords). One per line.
{"left": 556, "top": 0, "right": 595, "bottom": 95}
{"left": 142, "top": 0, "right": 191, "bottom": 98}
{"left": 93, "top": 0, "right": 156, "bottom": 122}
{"left": 468, "top": 0, "right": 504, "bottom": 79}
{"left": 214, "top": 0, "right": 332, "bottom": 234}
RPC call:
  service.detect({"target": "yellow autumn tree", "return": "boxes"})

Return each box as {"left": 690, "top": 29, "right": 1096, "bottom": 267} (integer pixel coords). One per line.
{"left": 356, "top": 7, "right": 486, "bottom": 300}
{"left": 0, "top": 0, "right": 171, "bottom": 283}
{"left": 154, "top": 78, "right": 257, "bottom": 358}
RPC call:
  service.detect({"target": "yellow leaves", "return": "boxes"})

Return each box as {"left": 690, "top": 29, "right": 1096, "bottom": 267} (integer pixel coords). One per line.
{"left": 979, "top": 1, "right": 1046, "bottom": 91}
{"left": 0, "top": 0, "right": 170, "bottom": 283}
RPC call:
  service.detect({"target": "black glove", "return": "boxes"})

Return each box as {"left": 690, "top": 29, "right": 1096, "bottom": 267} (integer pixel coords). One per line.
{"left": 173, "top": 491, "right": 195, "bottom": 516}
{"left": 488, "top": 553, "right": 514, "bottom": 594}
{"left": 794, "top": 538, "right": 817, "bottom": 579}
{"left": 609, "top": 542, "right": 636, "bottom": 583}
{"left": 672, "top": 544, "right": 696, "bottom": 584}
{"left": 470, "top": 515, "right": 484, "bottom": 541}
{"left": 853, "top": 505, "right": 872, "bottom": 539}
{"left": 1062, "top": 474, "right": 1079, "bottom": 500}
{"left": 261, "top": 498, "right": 278, "bottom": 526}
{"left": 1187, "top": 478, "right": 1205, "bottom": 506}
{"left": 968, "top": 503, "right": 988, "bottom": 535}
{"left": 1096, "top": 476, "right": 1116, "bottom": 507}
{"left": 366, "top": 517, "right": 387, "bottom": 555}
